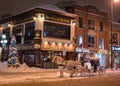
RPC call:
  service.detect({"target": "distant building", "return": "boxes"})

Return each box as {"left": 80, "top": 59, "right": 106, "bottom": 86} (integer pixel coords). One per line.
{"left": 111, "top": 22, "right": 120, "bottom": 68}
{"left": 65, "top": 5, "right": 110, "bottom": 68}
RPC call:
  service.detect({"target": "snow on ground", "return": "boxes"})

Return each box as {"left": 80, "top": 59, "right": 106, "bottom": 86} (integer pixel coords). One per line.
{"left": 0, "top": 61, "right": 120, "bottom": 85}
{"left": 0, "top": 62, "right": 36, "bottom": 73}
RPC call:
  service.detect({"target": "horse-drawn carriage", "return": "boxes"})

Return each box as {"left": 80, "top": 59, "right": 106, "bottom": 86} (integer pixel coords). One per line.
{"left": 52, "top": 56, "right": 105, "bottom": 77}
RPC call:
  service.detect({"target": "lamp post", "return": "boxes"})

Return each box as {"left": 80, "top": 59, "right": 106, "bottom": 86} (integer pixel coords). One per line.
{"left": 0, "top": 34, "right": 8, "bottom": 62}
{"left": 110, "top": 0, "right": 119, "bottom": 69}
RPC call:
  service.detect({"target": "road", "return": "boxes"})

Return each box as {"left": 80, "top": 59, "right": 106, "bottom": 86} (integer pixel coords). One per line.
{"left": 0, "top": 68, "right": 120, "bottom": 86}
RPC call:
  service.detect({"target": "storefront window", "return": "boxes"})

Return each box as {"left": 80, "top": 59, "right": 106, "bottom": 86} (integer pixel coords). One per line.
{"left": 25, "top": 22, "right": 35, "bottom": 44}
{"left": 43, "top": 22, "right": 70, "bottom": 39}
{"left": 13, "top": 25, "right": 24, "bottom": 44}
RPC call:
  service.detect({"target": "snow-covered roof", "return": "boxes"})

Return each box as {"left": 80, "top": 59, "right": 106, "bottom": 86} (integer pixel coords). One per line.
{"left": 5, "top": 4, "right": 77, "bottom": 19}
{"left": 32, "top": 4, "right": 77, "bottom": 17}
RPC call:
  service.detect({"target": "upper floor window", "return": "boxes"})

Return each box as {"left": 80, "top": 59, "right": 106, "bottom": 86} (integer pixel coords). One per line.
{"left": 99, "top": 22, "right": 103, "bottom": 31}
{"left": 25, "top": 22, "right": 35, "bottom": 44}
{"left": 88, "top": 35, "right": 95, "bottom": 47}
{"left": 78, "top": 17, "right": 83, "bottom": 28}
{"left": 13, "top": 25, "right": 24, "bottom": 44}
{"left": 88, "top": 19, "right": 95, "bottom": 30}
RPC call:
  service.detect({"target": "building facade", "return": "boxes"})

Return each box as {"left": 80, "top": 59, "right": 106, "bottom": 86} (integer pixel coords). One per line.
{"left": 0, "top": 5, "right": 77, "bottom": 68}
{"left": 65, "top": 5, "right": 110, "bottom": 68}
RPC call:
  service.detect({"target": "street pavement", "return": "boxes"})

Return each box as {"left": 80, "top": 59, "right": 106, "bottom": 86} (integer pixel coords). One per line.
{"left": 0, "top": 68, "right": 120, "bottom": 85}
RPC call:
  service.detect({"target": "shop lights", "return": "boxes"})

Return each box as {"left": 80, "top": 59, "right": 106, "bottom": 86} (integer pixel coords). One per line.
{"left": 44, "top": 41, "right": 48, "bottom": 44}
{"left": 51, "top": 42, "right": 55, "bottom": 45}
{"left": 33, "top": 16, "right": 37, "bottom": 20}
{"left": 58, "top": 43, "right": 62, "bottom": 45}
{"left": 64, "top": 44, "right": 68, "bottom": 46}
{"left": 41, "top": 14, "right": 44, "bottom": 20}
{"left": 8, "top": 23, "right": 12, "bottom": 27}
{"left": 69, "top": 44, "right": 73, "bottom": 46}
{"left": 72, "top": 20, "right": 76, "bottom": 26}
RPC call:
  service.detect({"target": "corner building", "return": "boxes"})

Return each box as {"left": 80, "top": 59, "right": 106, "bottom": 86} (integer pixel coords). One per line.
{"left": 0, "top": 5, "right": 77, "bottom": 68}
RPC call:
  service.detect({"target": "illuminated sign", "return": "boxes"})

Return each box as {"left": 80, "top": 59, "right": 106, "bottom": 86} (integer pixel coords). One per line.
{"left": 113, "top": 46, "right": 120, "bottom": 52}
{"left": 45, "top": 15, "right": 71, "bottom": 24}
{"left": 34, "top": 44, "right": 40, "bottom": 49}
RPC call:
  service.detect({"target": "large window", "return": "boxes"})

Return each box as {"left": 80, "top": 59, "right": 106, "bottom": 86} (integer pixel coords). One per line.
{"left": 25, "top": 22, "right": 35, "bottom": 44}
{"left": 13, "top": 25, "right": 24, "bottom": 44}
{"left": 88, "top": 35, "right": 95, "bottom": 47}
{"left": 43, "top": 22, "right": 70, "bottom": 39}
{"left": 88, "top": 19, "right": 95, "bottom": 30}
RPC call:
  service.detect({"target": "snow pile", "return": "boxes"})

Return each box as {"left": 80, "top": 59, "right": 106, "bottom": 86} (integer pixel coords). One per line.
{"left": 0, "top": 62, "right": 37, "bottom": 73}
{"left": 0, "top": 61, "right": 59, "bottom": 73}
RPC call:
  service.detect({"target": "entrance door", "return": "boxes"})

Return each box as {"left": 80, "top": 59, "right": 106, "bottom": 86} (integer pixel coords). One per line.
{"left": 97, "top": 54, "right": 106, "bottom": 67}
{"left": 100, "top": 54, "right": 106, "bottom": 67}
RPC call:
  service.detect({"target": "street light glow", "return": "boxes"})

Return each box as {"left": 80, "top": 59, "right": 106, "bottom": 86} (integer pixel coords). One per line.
{"left": 2, "top": 34, "right": 6, "bottom": 39}
{"left": 114, "top": 0, "right": 119, "bottom": 3}
{"left": 4, "top": 40, "right": 8, "bottom": 43}
{"left": 0, "top": 40, "right": 3, "bottom": 43}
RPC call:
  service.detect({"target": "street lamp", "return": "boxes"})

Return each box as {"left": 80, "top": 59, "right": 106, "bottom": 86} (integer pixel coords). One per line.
{"left": 110, "top": 0, "right": 119, "bottom": 69}
{"left": 0, "top": 34, "right": 8, "bottom": 62}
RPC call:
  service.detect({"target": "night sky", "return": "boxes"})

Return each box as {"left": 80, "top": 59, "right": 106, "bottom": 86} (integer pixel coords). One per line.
{"left": 0, "top": 0, "right": 120, "bottom": 22}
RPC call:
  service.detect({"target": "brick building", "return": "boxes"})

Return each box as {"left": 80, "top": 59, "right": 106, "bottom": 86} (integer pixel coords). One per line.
{"left": 65, "top": 5, "right": 110, "bottom": 68}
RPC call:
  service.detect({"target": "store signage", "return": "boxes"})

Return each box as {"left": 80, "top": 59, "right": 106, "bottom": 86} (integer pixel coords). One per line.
{"left": 113, "top": 46, "right": 120, "bottom": 52}
{"left": 45, "top": 15, "right": 71, "bottom": 24}
{"left": 76, "top": 47, "right": 82, "bottom": 52}
{"left": 98, "top": 49, "right": 107, "bottom": 54}
{"left": 16, "top": 44, "right": 34, "bottom": 50}
{"left": 13, "top": 16, "right": 33, "bottom": 24}
{"left": 76, "top": 47, "right": 90, "bottom": 53}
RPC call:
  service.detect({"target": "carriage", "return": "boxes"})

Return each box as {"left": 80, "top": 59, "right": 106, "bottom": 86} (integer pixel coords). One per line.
{"left": 52, "top": 55, "right": 105, "bottom": 77}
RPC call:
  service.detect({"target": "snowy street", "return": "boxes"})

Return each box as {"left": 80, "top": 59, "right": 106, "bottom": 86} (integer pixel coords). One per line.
{"left": 0, "top": 61, "right": 120, "bottom": 85}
